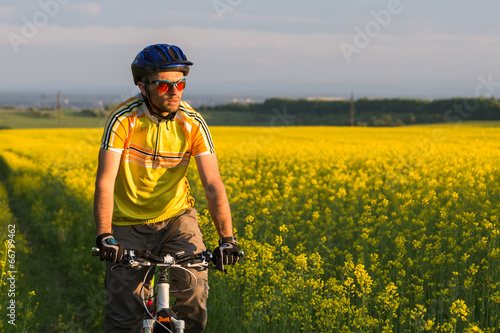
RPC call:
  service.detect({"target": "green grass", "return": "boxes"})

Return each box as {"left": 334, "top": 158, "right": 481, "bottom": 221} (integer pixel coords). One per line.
{"left": 455, "top": 120, "right": 500, "bottom": 127}
{"left": 0, "top": 109, "right": 107, "bottom": 129}
{"left": 202, "top": 110, "right": 275, "bottom": 126}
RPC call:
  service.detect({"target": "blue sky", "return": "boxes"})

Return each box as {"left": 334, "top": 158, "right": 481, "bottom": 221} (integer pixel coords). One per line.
{"left": 1, "top": 0, "right": 500, "bottom": 100}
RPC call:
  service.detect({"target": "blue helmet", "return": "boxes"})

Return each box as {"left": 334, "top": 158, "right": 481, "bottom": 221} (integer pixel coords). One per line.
{"left": 131, "top": 44, "right": 193, "bottom": 85}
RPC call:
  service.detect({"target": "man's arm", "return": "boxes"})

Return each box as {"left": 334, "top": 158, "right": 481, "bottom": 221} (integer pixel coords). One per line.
{"left": 195, "top": 153, "right": 234, "bottom": 239}
{"left": 94, "top": 149, "right": 121, "bottom": 236}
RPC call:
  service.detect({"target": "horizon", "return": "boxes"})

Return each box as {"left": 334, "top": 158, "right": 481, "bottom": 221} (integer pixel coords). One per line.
{"left": 1, "top": 89, "right": 497, "bottom": 111}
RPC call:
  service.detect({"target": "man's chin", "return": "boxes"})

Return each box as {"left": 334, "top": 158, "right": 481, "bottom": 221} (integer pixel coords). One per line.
{"left": 165, "top": 102, "right": 181, "bottom": 112}
{"left": 157, "top": 107, "right": 177, "bottom": 117}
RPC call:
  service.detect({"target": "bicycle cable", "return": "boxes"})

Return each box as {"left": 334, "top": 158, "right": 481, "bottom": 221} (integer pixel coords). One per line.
{"left": 140, "top": 264, "right": 199, "bottom": 333}
{"left": 140, "top": 266, "right": 155, "bottom": 320}
{"left": 169, "top": 265, "right": 198, "bottom": 293}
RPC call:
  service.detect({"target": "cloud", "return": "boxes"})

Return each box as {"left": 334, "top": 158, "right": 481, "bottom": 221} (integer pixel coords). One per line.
{"left": 74, "top": 3, "right": 101, "bottom": 19}
{"left": 0, "top": 6, "right": 15, "bottom": 20}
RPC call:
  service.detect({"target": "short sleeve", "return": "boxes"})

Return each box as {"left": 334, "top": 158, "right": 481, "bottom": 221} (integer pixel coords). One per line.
{"left": 191, "top": 114, "right": 215, "bottom": 157}
{"left": 100, "top": 113, "right": 127, "bottom": 153}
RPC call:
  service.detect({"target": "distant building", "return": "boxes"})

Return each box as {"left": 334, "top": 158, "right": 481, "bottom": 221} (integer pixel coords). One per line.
{"left": 232, "top": 98, "right": 259, "bottom": 104}
{"left": 305, "top": 97, "right": 346, "bottom": 102}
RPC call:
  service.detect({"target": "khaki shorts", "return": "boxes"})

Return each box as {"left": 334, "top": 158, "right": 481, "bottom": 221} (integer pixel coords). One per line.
{"left": 104, "top": 208, "right": 209, "bottom": 333}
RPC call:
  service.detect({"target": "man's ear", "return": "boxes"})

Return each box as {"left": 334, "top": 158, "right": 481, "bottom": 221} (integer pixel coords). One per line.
{"left": 138, "top": 81, "right": 146, "bottom": 95}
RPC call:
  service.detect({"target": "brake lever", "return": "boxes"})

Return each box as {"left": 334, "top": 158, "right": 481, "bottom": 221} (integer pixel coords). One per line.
{"left": 110, "top": 260, "right": 129, "bottom": 271}
{"left": 205, "top": 263, "right": 223, "bottom": 272}
{"left": 110, "top": 251, "right": 151, "bottom": 270}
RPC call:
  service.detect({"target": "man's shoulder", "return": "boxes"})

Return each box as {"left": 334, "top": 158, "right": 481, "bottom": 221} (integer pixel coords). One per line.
{"left": 177, "top": 101, "right": 208, "bottom": 125}
{"left": 110, "top": 94, "right": 145, "bottom": 119}
{"left": 177, "top": 101, "right": 215, "bottom": 154}
{"left": 178, "top": 101, "right": 199, "bottom": 116}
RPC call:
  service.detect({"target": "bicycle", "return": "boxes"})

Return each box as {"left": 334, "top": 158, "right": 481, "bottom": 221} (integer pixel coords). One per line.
{"left": 92, "top": 247, "right": 243, "bottom": 333}
{"left": 93, "top": 248, "right": 205, "bottom": 332}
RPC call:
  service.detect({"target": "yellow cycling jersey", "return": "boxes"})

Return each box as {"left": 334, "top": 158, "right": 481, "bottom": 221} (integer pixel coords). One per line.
{"left": 100, "top": 94, "right": 215, "bottom": 226}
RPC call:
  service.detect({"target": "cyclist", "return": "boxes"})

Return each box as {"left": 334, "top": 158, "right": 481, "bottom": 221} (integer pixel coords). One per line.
{"left": 93, "top": 43, "right": 241, "bottom": 333}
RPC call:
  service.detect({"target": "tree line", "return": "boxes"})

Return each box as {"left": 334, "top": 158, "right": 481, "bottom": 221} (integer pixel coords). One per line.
{"left": 200, "top": 97, "right": 500, "bottom": 126}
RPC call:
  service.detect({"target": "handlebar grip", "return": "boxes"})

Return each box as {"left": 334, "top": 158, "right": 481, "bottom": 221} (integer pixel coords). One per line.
{"left": 93, "top": 247, "right": 132, "bottom": 259}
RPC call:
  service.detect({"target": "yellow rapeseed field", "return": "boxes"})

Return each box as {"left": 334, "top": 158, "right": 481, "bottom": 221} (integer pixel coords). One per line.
{"left": 0, "top": 124, "right": 499, "bottom": 332}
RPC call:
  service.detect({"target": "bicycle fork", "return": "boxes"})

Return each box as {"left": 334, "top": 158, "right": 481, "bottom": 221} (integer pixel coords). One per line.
{"left": 143, "top": 274, "right": 185, "bottom": 333}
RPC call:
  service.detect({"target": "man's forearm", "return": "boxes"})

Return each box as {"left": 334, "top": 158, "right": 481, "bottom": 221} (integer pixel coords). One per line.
{"left": 94, "top": 184, "right": 114, "bottom": 236}
{"left": 205, "top": 181, "right": 234, "bottom": 239}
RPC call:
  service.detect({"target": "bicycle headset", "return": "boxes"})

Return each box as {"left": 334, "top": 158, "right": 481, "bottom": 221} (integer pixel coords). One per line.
{"left": 131, "top": 44, "right": 193, "bottom": 121}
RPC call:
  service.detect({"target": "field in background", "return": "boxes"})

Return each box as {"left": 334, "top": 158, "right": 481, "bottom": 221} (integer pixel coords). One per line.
{"left": 0, "top": 125, "right": 499, "bottom": 332}
{"left": 0, "top": 108, "right": 275, "bottom": 129}
{"left": 4, "top": 107, "right": 500, "bottom": 130}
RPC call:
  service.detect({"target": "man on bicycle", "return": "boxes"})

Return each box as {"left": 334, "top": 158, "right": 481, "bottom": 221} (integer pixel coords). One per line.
{"left": 93, "top": 43, "right": 240, "bottom": 332}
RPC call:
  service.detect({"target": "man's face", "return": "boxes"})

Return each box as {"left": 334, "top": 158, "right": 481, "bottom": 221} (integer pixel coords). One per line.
{"left": 139, "top": 71, "right": 185, "bottom": 116}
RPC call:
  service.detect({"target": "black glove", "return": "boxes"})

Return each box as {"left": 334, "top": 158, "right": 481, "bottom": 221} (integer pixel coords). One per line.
{"left": 213, "top": 242, "right": 241, "bottom": 272}
{"left": 96, "top": 233, "right": 125, "bottom": 262}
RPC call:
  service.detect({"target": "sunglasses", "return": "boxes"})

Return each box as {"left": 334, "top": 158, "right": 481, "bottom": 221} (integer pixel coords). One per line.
{"left": 148, "top": 78, "right": 186, "bottom": 93}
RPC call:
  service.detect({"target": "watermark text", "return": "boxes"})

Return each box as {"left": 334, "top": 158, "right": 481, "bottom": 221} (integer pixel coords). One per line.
{"left": 340, "top": 0, "right": 405, "bottom": 64}
{"left": 6, "top": 224, "right": 17, "bottom": 326}
{"left": 7, "top": 0, "right": 70, "bottom": 54}
{"left": 213, "top": 0, "right": 243, "bottom": 21}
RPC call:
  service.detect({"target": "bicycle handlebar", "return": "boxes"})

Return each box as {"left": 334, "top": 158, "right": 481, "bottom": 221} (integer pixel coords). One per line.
{"left": 92, "top": 247, "right": 244, "bottom": 272}
{"left": 91, "top": 247, "right": 215, "bottom": 268}
{"left": 92, "top": 247, "right": 245, "bottom": 273}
